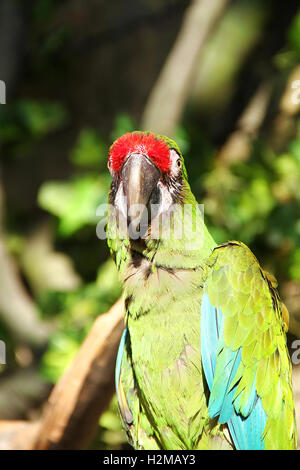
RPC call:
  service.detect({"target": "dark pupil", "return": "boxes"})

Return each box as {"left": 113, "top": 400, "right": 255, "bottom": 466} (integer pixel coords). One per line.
{"left": 177, "top": 160, "right": 181, "bottom": 167}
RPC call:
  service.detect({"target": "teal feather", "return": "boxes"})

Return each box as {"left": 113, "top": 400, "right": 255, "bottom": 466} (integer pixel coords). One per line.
{"left": 201, "top": 293, "right": 268, "bottom": 449}
{"left": 228, "top": 398, "right": 267, "bottom": 450}
{"left": 115, "top": 327, "right": 128, "bottom": 399}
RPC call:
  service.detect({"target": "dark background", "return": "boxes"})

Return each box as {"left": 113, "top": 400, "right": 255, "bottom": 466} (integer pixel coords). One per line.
{"left": 0, "top": 0, "right": 300, "bottom": 449}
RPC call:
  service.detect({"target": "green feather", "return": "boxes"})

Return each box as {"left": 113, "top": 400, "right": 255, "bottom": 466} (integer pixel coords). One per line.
{"left": 107, "top": 132, "right": 297, "bottom": 450}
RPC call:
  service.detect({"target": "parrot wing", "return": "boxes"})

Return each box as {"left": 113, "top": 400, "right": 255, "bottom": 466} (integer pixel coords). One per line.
{"left": 201, "top": 241, "right": 297, "bottom": 450}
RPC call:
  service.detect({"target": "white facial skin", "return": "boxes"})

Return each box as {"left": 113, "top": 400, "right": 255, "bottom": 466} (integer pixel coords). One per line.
{"left": 114, "top": 180, "right": 127, "bottom": 219}
{"left": 169, "top": 148, "right": 182, "bottom": 176}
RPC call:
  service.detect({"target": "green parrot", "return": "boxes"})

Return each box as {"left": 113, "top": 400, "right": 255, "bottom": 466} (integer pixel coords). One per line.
{"left": 106, "top": 131, "right": 297, "bottom": 450}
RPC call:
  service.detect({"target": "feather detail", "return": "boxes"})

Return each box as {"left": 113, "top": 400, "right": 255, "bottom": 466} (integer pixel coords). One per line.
{"left": 201, "top": 241, "right": 297, "bottom": 450}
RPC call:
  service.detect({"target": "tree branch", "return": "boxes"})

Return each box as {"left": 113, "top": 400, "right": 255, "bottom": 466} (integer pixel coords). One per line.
{"left": 0, "top": 367, "right": 50, "bottom": 421}
{"left": 0, "top": 183, "right": 51, "bottom": 347}
{"left": 141, "top": 0, "right": 229, "bottom": 136}
{"left": 31, "top": 298, "right": 124, "bottom": 450}
{"left": 0, "top": 299, "right": 124, "bottom": 449}
{"left": 217, "top": 81, "right": 272, "bottom": 165}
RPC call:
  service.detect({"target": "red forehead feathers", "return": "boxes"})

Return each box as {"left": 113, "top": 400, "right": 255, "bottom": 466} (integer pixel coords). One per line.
{"left": 108, "top": 132, "right": 170, "bottom": 173}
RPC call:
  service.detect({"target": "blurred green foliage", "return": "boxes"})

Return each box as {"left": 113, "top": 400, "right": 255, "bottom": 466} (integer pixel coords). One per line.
{"left": 288, "top": 10, "right": 300, "bottom": 60}
{"left": 0, "top": 100, "right": 68, "bottom": 146}
{"left": 202, "top": 133, "right": 300, "bottom": 249}
{"left": 0, "top": 0, "right": 299, "bottom": 451}
{"left": 40, "top": 258, "right": 121, "bottom": 383}
{"left": 38, "top": 175, "right": 110, "bottom": 236}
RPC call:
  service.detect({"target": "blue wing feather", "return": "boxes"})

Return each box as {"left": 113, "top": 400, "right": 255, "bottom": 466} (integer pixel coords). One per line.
{"left": 200, "top": 294, "right": 221, "bottom": 389}
{"left": 201, "top": 293, "right": 267, "bottom": 450}
{"left": 228, "top": 398, "right": 267, "bottom": 450}
{"left": 115, "top": 327, "right": 128, "bottom": 399}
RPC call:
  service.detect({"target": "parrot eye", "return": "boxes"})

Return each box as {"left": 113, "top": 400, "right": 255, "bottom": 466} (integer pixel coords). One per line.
{"left": 169, "top": 149, "right": 182, "bottom": 175}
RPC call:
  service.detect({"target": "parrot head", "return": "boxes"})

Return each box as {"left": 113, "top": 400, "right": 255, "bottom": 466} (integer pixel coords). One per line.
{"left": 108, "top": 131, "right": 189, "bottom": 236}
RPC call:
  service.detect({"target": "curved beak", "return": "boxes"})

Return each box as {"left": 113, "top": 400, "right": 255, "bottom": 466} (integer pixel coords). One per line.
{"left": 121, "top": 153, "right": 160, "bottom": 231}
